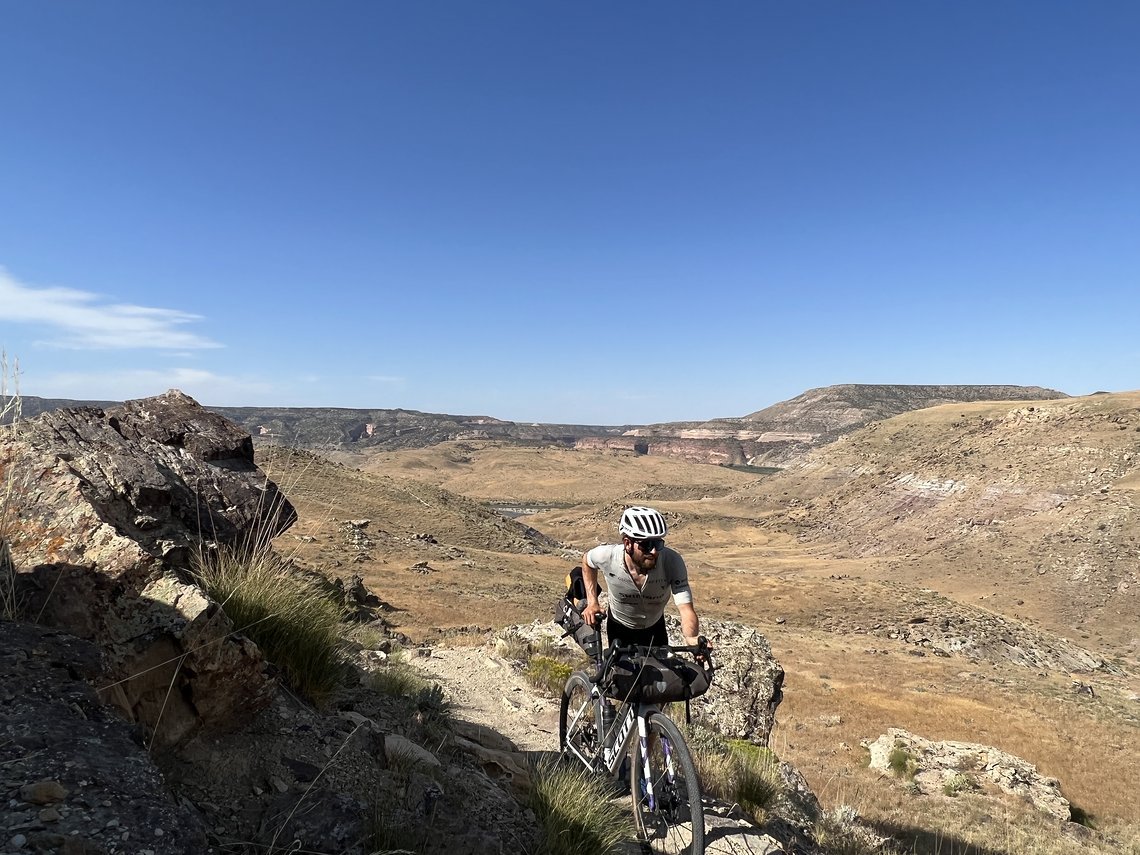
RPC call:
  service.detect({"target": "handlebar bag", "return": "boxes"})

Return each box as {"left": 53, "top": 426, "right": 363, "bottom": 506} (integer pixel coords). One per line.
{"left": 607, "top": 653, "right": 710, "bottom": 704}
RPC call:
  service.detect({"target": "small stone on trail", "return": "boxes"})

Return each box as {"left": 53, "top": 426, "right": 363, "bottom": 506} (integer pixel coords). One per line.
{"left": 19, "top": 780, "right": 68, "bottom": 805}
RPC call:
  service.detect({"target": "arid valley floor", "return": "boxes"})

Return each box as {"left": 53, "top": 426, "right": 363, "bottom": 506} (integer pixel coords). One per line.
{"left": 265, "top": 392, "right": 1140, "bottom": 853}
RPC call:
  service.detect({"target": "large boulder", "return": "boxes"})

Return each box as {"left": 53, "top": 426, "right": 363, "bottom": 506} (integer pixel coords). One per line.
{"left": 674, "top": 616, "right": 785, "bottom": 746}
{"left": 0, "top": 390, "right": 294, "bottom": 746}
{"left": 865, "top": 727, "right": 1072, "bottom": 820}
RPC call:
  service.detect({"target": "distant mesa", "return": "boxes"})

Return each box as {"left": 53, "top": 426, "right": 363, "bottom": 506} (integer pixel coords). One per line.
{"left": 14, "top": 383, "right": 1069, "bottom": 468}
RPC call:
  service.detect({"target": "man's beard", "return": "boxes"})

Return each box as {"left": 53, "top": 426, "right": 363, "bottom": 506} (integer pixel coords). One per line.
{"left": 626, "top": 546, "right": 658, "bottom": 572}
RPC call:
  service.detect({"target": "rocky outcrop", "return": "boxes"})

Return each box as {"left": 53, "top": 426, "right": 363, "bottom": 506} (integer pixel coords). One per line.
{"left": 0, "top": 390, "right": 293, "bottom": 745}
{"left": 574, "top": 434, "right": 803, "bottom": 468}
{"left": 865, "top": 727, "right": 1072, "bottom": 820}
{"left": 574, "top": 386, "right": 1069, "bottom": 468}
{"left": 678, "top": 617, "right": 785, "bottom": 746}
{"left": 741, "top": 384, "right": 1069, "bottom": 436}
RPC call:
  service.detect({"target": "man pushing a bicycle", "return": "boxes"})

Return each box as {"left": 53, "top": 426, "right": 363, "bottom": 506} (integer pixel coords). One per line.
{"left": 580, "top": 506, "right": 703, "bottom": 651}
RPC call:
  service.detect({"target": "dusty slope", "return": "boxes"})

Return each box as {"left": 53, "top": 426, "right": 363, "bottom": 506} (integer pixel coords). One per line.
{"left": 729, "top": 392, "right": 1140, "bottom": 662}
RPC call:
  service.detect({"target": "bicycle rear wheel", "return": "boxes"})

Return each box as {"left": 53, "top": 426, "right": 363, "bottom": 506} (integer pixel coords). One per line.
{"left": 631, "top": 711, "right": 704, "bottom": 854}
{"left": 559, "top": 672, "right": 600, "bottom": 762}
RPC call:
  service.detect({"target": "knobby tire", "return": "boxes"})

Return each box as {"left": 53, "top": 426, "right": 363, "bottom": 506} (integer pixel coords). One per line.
{"left": 631, "top": 711, "right": 705, "bottom": 855}
{"left": 559, "top": 671, "right": 599, "bottom": 760}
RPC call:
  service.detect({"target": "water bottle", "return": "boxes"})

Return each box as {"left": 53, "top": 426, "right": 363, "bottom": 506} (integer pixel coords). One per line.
{"left": 599, "top": 701, "right": 616, "bottom": 744}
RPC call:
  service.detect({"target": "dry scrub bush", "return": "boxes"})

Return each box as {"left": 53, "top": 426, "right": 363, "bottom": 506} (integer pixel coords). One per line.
{"left": 192, "top": 543, "right": 345, "bottom": 704}
{"left": 525, "top": 655, "right": 574, "bottom": 697}
{"left": 528, "top": 760, "right": 631, "bottom": 855}
{"left": 0, "top": 351, "right": 21, "bottom": 620}
{"left": 812, "top": 806, "right": 882, "bottom": 855}
{"left": 686, "top": 725, "right": 784, "bottom": 824}
{"left": 368, "top": 661, "right": 433, "bottom": 699}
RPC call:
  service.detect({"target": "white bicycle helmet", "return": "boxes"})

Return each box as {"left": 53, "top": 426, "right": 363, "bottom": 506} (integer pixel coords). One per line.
{"left": 619, "top": 506, "right": 667, "bottom": 539}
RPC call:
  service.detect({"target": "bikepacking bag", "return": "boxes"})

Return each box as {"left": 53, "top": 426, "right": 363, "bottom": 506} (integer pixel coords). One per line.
{"left": 553, "top": 596, "right": 601, "bottom": 657}
{"left": 553, "top": 566, "right": 602, "bottom": 657}
{"left": 606, "top": 653, "right": 711, "bottom": 704}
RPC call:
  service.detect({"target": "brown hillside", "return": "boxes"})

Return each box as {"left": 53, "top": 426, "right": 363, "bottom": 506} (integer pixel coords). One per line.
{"left": 731, "top": 391, "right": 1140, "bottom": 662}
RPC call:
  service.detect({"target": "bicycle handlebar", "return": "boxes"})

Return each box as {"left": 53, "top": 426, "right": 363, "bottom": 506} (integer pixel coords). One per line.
{"left": 587, "top": 626, "right": 716, "bottom": 685}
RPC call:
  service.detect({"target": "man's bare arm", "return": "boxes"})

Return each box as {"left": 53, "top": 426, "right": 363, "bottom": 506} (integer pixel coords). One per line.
{"left": 678, "top": 601, "right": 700, "bottom": 646}
{"left": 582, "top": 555, "right": 602, "bottom": 626}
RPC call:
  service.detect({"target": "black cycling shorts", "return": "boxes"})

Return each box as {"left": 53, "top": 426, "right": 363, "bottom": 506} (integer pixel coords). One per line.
{"left": 607, "top": 613, "right": 667, "bottom": 649}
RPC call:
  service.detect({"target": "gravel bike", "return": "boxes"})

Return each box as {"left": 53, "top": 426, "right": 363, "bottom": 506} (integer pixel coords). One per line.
{"left": 557, "top": 614, "right": 714, "bottom": 854}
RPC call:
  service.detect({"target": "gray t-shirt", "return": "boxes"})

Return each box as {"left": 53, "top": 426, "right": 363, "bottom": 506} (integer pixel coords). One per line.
{"left": 585, "top": 543, "right": 693, "bottom": 630}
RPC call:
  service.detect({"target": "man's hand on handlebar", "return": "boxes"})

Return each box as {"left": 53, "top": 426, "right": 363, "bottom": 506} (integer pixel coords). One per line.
{"left": 693, "top": 635, "right": 714, "bottom": 670}
{"left": 582, "top": 601, "right": 603, "bottom": 627}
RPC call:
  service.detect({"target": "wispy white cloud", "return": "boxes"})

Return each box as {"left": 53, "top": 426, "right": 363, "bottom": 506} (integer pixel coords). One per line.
{"left": 30, "top": 367, "right": 274, "bottom": 405}
{"left": 367, "top": 374, "right": 405, "bottom": 384}
{"left": 0, "top": 268, "right": 221, "bottom": 351}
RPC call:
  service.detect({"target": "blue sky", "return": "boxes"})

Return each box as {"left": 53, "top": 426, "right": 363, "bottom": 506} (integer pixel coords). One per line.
{"left": 2, "top": 2, "right": 1137, "bottom": 424}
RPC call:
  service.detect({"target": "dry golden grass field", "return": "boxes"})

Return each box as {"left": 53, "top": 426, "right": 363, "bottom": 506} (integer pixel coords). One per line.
{"left": 267, "top": 392, "right": 1140, "bottom": 853}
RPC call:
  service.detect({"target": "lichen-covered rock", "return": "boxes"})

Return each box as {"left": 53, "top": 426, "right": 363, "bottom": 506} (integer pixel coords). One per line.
{"left": 866, "top": 727, "right": 1072, "bottom": 820}
{"left": 0, "top": 390, "right": 290, "bottom": 745}
{"left": 673, "top": 616, "right": 785, "bottom": 746}
{"left": 3, "top": 390, "right": 294, "bottom": 582}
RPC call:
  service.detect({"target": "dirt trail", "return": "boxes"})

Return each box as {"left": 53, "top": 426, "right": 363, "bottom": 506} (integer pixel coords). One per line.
{"left": 412, "top": 645, "right": 562, "bottom": 753}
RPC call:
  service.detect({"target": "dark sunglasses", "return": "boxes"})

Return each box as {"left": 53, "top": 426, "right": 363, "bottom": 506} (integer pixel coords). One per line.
{"left": 631, "top": 537, "right": 664, "bottom": 552}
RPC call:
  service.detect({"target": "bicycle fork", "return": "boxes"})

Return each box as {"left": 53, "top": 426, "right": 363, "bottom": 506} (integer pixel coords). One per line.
{"left": 637, "top": 715, "right": 676, "bottom": 812}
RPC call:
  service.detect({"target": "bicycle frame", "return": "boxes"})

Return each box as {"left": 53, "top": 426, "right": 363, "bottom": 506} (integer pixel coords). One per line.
{"left": 561, "top": 621, "right": 706, "bottom": 815}
{"left": 562, "top": 675, "right": 661, "bottom": 776}
{"left": 558, "top": 611, "right": 713, "bottom": 852}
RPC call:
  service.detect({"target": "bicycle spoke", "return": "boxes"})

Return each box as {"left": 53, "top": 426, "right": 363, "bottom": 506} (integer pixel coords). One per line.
{"left": 559, "top": 672, "right": 600, "bottom": 764}
{"left": 631, "top": 712, "right": 704, "bottom": 854}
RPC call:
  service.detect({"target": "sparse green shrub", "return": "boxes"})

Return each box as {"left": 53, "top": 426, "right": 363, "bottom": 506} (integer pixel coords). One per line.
{"left": 942, "top": 773, "right": 977, "bottom": 797}
{"left": 348, "top": 622, "right": 389, "bottom": 651}
{"left": 412, "top": 683, "right": 452, "bottom": 748}
{"left": 525, "top": 655, "right": 573, "bottom": 697}
{"left": 368, "top": 663, "right": 433, "bottom": 699}
{"left": 529, "top": 760, "right": 630, "bottom": 855}
{"left": 192, "top": 543, "right": 345, "bottom": 704}
{"left": 367, "top": 665, "right": 452, "bottom": 749}
{"left": 888, "top": 745, "right": 918, "bottom": 780}
{"left": 687, "top": 725, "right": 784, "bottom": 824}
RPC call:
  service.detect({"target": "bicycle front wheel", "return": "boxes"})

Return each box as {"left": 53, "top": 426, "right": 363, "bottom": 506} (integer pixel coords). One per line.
{"left": 631, "top": 711, "right": 704, "bottom": 854}
{"left": 559, "top": 672, "right": 600, "bottom": 763}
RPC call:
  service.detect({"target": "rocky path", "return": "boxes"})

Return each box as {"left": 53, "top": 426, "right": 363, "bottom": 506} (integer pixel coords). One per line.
{"left": 412, "top": 645, "right": 563, "bottom": 753}
{"left": 412, "top": 642, "right": 802, "bottom": 855}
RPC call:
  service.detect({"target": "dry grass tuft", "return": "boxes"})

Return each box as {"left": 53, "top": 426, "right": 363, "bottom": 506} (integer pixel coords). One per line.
{"left": 687, "top": 725, "right": 784, "bottom": 825}
{"left": 528, "top": 759, "right": 631, "bottom": 855}
{"left": 192, "top": 543, "right": 345, "bottom": 704}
